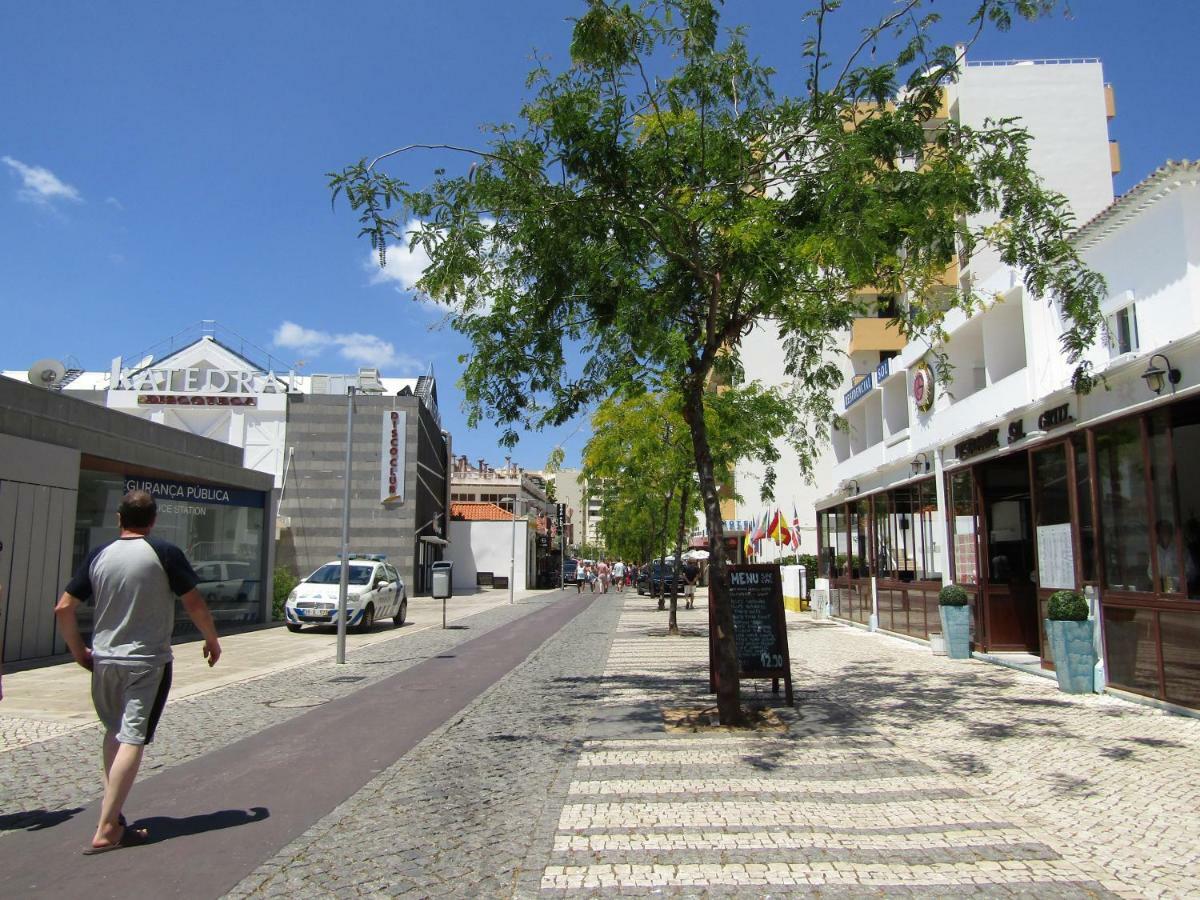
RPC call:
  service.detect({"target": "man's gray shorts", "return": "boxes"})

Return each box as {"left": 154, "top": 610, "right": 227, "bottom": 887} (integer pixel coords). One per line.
{"left": 91, "top": 661, "right": 173, "bottom": 745}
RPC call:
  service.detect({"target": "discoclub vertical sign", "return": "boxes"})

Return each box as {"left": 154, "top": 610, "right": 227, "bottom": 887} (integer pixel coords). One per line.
{"left": 381, "top": 410, "right": 407, "bottom": 502}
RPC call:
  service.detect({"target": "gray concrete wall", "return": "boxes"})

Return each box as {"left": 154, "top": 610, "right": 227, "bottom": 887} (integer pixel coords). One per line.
{"left": 0, "top": 377, "right": 275, "bottom": 664}
{"left": 276, "top": 393, "right": 447, "bottom": 594}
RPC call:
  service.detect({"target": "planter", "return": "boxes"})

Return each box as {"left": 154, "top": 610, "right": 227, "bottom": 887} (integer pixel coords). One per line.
{"left": 938, "top": 604, "right": 972, "bottom": 659}
{"left": 1046, "top": 619, "right": 1096, "bottom": 694}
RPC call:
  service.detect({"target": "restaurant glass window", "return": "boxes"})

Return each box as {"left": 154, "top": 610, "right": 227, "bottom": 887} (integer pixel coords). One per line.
{"left": 1102, "top": 605, "right": 1160, "bottom": 696}
{"left": 74, "top": 470, "right": 267, "bottom": 637}
{"left": 892, "top": 486, "right": 918, "bottom": 582}
{"left": 1146, "top": 411, "right": 1183, "bottom": 594}
{"left": 1032, "top": 444, "right": 1073, "bottom": 590}
{"left": 873, "top": 491, "right": 893, "bottom": 578}
{"left": 949, "top": 470, "right": 978, "bottom": 585}
{"left": 1095, "top": 418, "right": 1153, "bottom": 592}
{"left": 918, "top": 478, "right": 942, "bottom": 580}
{"left": 1159, "top": 610, "right": 1200, "bottom": 707}
{"left": 1170, "top": 398, "right": 1200, "bottom": 598}
{"left": 851, "top": 499, "right": 870, "bottom": 578}
{"left": 1073, "top": 433, "right": 1097, "bottom": 583}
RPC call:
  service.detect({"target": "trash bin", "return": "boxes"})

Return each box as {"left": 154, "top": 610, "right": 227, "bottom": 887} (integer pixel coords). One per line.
{"left": 432, "top": 560, "right": 453, "bottom": 600}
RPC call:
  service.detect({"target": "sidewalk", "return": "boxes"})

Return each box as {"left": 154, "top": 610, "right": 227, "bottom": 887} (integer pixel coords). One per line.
{"left": 0, "top": 587, "right": 533, "bottom": 752}
{"left": 533, "top": 591, "right": 1199, "bottom": 897}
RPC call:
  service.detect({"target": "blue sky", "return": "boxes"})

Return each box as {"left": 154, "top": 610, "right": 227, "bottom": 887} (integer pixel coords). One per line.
{"left": 2, "top": 1, "right": 1196, "bottom": 470}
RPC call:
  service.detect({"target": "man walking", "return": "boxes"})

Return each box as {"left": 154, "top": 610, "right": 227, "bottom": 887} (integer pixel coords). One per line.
{"left": 54, "top": 489, "right": 221, "bottom": 854}
{"left": 612, "top": 559, "right": 626, "bottom": 594}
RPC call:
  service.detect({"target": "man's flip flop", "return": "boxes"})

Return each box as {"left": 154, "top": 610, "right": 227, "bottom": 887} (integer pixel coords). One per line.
{"left": 82, "top": 825, "right": 149, "bottom": 855}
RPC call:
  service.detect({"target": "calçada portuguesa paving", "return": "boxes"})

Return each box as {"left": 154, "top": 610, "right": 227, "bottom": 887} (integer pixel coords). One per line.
{"left": 1, "top": 588, "right": 1197, "bottom": 898}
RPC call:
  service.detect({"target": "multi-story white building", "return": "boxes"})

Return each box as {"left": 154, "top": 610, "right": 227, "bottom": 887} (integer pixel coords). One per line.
{"left": 733, "top": 53, "right": 1120, "bottom": 557}
{"left": 816, "top": 160, "right": 1200, "bottom": 713}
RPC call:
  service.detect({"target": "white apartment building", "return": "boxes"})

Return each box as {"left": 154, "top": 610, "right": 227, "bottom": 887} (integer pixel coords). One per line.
{"left": 816, "top": 160, "right": 1200, "bottom": 713}
{"left": 733, "top": 54, "right": 1119, "bottom": 558}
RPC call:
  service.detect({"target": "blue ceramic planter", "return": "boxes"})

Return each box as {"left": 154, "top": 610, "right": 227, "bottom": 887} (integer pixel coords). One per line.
{"left": 1046, "top": 619, "right": 1095, "bottom": 694}
{"left": 939, "top": 604, "right": 972, "bottom": 659}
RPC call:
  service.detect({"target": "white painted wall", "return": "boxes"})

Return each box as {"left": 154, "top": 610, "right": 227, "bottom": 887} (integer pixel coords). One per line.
{"left": 447, "top": 519, "right": 531, "bottom": 592}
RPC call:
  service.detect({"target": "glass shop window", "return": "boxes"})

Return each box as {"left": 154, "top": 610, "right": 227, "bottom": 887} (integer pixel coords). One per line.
{"left": 949, "top": 469, "right": 978, "bottom": 585}
{"left": 1094, "top": 419, "right": 1152, "bottom": 592}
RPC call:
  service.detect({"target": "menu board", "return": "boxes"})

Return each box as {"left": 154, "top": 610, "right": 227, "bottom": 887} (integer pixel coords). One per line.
{"left": 1036, "top": 523, "right": 1075, "bottom": 590}
{"left": 726, "top": 565, "right": 789, "bottom": 676}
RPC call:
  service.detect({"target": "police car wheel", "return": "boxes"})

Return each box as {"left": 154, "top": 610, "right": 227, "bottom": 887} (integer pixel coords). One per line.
{"left": 357, "top": 604, "right": 375, "bottom": 633}
{"left": 393, "top": 597, "right": 407, "bottom": 627}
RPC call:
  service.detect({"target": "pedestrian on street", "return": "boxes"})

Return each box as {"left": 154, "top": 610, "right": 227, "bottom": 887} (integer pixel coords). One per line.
{"left": 684, "top": 561, "right": 700, "bottom": 610}
{"left": 54, "top": 489, "right": 222, "bottom": 855}
{"left": 612, "top": 559, "right": 626, "bottom": 593}
{"left": 598, "top": 559, "right": 611, "bottom": 593}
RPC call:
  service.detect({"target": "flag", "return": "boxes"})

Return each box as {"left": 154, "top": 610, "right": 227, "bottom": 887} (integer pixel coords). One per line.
{"left": 770, "top": 508, "right": 791, "bottom": 547}
{"left": 754, "top": 509, "right": 770, "bottom": 555}
{"left": 790, "top": 502, "right": 802, "bottom": 551}
{"left": 743, "top": 530, "right": 754, "bottom": 559}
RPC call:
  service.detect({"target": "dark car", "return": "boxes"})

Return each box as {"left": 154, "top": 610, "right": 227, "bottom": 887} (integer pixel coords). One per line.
{"left": 562, "top": 557, "right": 580, "bottom": 585}
{"left": 636, "top": 558, "right": 687, "bottom": 595}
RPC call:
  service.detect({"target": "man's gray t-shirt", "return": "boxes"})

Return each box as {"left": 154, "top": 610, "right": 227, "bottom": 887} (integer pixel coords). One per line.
{"left": 65, "top": 536, "right": 198, "bottom": 664}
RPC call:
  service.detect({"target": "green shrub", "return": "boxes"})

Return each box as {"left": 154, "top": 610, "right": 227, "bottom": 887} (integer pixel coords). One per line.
{"left": 272, "top": 567, "right": 300, "bottom": 621}
{"left": 1047, "top": 590, "right": 1088, "bottom": 621}
{"left": 938, "top": 584, "right": 969, "bottom": 606}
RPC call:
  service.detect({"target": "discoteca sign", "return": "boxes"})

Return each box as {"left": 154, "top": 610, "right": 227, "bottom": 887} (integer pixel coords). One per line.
{"left": 381, "top": 410, "right": 407, "bottom": 502}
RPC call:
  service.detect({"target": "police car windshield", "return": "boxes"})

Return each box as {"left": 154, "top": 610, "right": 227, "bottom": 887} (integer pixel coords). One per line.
{"left": 307, "top": 564, "right": 373, "bottom": 585}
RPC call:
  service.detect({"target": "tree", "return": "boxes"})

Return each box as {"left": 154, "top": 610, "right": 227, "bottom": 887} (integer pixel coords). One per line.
{"left": 331, "top": 0, "right": 1104, "bottom": 723}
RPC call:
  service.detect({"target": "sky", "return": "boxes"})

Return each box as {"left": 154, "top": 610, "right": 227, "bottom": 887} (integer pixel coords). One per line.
{"left": 2, "top": 0, "right": 1196, "bottom": 471}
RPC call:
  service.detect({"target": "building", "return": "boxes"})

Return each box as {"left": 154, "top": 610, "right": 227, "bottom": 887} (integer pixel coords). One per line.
{"left": 816, "top": 160, "right": 1200, "bottom": 712}
{"left": 3, "top": 323, "right": 450, "bottom": 595}
{"left": 0, "top": 377, "right": 274, "bottom": 664}
{"left": 734, "top": 53, "right": 1120, "bottom": 553}
{"left": 445, "top": 501, "right": 533, "bottom": 593}
{"left": 550, "top": 468, "right": 604, "bottom": 552}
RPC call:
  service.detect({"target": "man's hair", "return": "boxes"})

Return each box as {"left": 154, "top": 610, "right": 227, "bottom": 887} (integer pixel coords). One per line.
{"left": 119, "top": 490, "right": 157, "bottom": 529}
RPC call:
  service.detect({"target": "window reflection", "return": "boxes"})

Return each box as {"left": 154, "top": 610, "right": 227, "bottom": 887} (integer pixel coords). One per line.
{"left": 1095, "top": 420, "right": 1152, "bottom": 592}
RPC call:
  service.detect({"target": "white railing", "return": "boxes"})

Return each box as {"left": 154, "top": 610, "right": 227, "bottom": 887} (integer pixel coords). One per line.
{"left": 966, "top": 57, "right": 1099, "bottom": 67}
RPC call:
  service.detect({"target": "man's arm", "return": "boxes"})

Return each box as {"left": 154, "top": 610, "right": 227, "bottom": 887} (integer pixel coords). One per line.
{"left": 53, "top": 592, "right": 93, "bottom": 671}
{"left": 180, "top": 588, "right": 221, "bottom": 667}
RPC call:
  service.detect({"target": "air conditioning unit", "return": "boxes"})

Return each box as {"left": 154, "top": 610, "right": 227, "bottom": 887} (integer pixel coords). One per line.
{"left": 358, "top": 367, "right": 385, "bottom": 393}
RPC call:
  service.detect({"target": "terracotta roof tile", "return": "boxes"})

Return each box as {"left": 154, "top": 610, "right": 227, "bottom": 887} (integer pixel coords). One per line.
{"left": 451, "top": 501, "right": 515, "bottom": 521}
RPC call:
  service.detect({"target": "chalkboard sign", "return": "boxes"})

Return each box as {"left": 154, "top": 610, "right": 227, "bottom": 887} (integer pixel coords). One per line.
{"left": 709, "top": 564, "right": 793, "bottom": 704}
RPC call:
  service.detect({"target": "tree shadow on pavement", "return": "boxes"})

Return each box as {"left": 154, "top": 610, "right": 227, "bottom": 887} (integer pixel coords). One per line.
{"left": 135, "top": 806, "right": 269, "bottom": 844}
{"left": 0, "top": 807, "right": 85, "bottom": 833}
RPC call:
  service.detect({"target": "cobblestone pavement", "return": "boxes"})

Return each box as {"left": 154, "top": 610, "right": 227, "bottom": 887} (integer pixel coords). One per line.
{"left": 0, "top": 593, "right": 561, "bottom": 836}
{"left": 5, "top": 587, "right": 1199, "bottom": 898}
{"left": 535, "top": 596, "right": 1198, "bottom": 898}
{"left": 224, "top": 590, "right": 623, "bottom": 898}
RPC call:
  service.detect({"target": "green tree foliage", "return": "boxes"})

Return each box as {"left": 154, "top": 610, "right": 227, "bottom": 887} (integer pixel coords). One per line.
{"left": 331, "top": 0, "right": 1103, "bottom": 722}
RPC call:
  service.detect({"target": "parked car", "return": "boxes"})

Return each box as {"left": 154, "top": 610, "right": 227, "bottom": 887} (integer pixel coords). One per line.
{"left": 562, "top": 557, "right": 580, "bottom": 585}
{"left": 193, "top": 560, "right": 260, "bottom": 623}
{"left": 283, "top": 556, "right": 407, "bottom": 633}
{"left": 636, "top": 558, "right": 687, "bottom": 595}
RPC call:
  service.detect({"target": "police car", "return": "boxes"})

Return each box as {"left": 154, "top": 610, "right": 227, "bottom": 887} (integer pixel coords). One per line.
{"left": 284, "top": 555, "right": 407, "bottom": 633}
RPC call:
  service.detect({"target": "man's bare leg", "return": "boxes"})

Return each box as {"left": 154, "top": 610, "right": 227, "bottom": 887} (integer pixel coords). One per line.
{"left": 92, "top": 741, "right": 145, "bottom": 848}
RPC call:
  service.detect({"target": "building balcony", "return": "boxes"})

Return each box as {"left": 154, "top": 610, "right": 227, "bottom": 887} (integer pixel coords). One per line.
{"left": 1110, "top": 141, "right": 1121, "bottom": 175}
{"left": 848, "top": 317, "right": 907, "bottom": 355}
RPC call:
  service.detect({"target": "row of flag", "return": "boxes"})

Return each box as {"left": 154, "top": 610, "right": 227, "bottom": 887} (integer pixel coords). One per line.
{"left": 742, "top": 503, "right": 802, "bottom": 558}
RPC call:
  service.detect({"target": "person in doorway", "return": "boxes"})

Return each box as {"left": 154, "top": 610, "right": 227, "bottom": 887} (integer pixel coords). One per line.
{"left": 54, "top": 490, "right": 222, "bottom": 854}
{"left": 1151, "top": 519, "right": 1199, "bottom": 594}
{"left": 612, "top": 559, "right": 626, "bottom": 593}
{"left": 683, "top": 560, "right": 700, "bottom": 610}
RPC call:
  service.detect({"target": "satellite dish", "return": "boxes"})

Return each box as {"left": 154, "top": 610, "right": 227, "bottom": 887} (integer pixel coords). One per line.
{"left": 28, "top": 358, "right": 67, "bottom": 389}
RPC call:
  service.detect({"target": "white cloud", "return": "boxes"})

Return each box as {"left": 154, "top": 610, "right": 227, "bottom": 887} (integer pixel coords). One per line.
{"left": 2, "top": 156, "right": 83, "bottom": 205}
{"left": 105, "top": 196, "right": 124, "bottom": 210}
{"left": 366, "top": 218, "right": 432, "bottom": 294}
{"left": 272, "top": 320, "right": 425, "bottom": 373}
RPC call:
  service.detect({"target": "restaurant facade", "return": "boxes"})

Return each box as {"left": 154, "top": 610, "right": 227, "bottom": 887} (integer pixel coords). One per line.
{"left": 816, "top": 162, "right": 1200, "bottom": 712}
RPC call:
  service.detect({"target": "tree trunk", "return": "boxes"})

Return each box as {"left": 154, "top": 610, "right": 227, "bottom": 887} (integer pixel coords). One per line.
{"left": 668, "top": 480, "right": 690, "bottom": 636}
{"left": 654, "top": 482, "right": 675, "bottom": 611}
{"left": 680, "top": 380, "right": 743, "bottom": 726}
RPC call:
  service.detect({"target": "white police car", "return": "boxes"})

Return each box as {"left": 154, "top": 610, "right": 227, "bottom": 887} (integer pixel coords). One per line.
{"left": 284, "top": 556, "right": 407, "bottom": 633}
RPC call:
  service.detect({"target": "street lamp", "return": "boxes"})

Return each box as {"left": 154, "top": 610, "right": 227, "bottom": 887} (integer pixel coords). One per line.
{"left": 1141, "top": 353, "right": 1181, "bottom": 396}
{"left": 508, "top": 496, "right": 528, "bottom": 605}
{"left": 336, "top": 386, "right": 357, "bottom": 665}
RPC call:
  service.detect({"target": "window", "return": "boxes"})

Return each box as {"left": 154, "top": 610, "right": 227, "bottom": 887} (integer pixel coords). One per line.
{"left": 949, "top": 470, "right": 978, "bottom": 585}
{"left": 1107, "top": 303, "right": 1139, "bottom": 357}
{"left": 1095, "top": 419, "right": 1152, "bottom": 592}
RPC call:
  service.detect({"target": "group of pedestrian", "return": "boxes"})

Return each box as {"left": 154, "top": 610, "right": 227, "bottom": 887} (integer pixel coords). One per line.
{"left": 573, "top": 558, "right": 635, "bottom": 594}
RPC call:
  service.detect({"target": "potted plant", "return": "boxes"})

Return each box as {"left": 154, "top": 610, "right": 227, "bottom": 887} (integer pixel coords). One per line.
{"left": 937, "top": 584, "right": 972, "bottom": 659}
{"left": 1045, "top": 590, "right": 1095, "bottom": 694}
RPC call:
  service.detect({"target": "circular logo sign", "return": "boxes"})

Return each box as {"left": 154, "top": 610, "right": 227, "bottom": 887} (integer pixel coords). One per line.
{"left": 912, "top": 363, "right": 935, "bottom": 413}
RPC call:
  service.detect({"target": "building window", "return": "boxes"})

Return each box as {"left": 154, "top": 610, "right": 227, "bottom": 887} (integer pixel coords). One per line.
{"left": 1107, "top": 303, "right": 1139, "bottom": 357}
{"left": 1095, "top": 418, "right": 1153, "bottom": 592}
